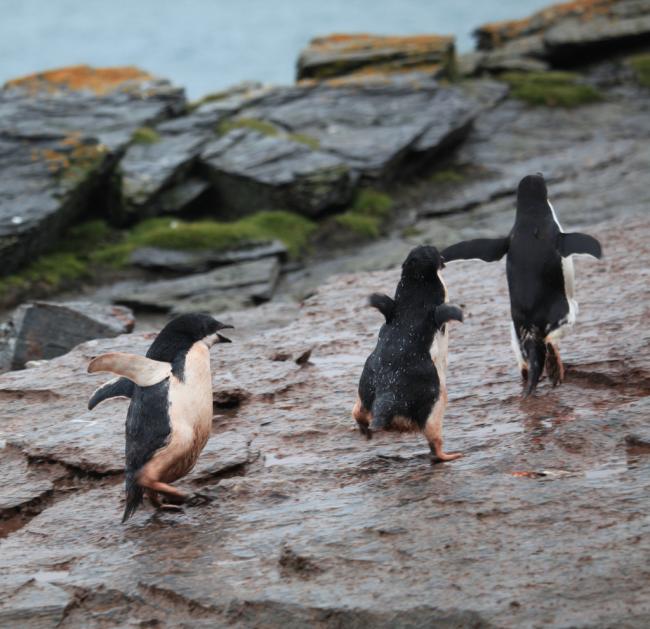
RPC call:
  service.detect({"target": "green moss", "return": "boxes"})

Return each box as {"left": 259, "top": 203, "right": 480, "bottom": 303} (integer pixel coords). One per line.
{"left": 288, "top": 132, "right": 321, "bottom": 150}
{"left": 126, "top": 211, "right": 316, "bottom": 259}
{"left": 429, "top": 168, "right": 465, "bottom": 185}
{"left": 500, "top": 71, "right": 601, "bottom": 107}
{"left": 334, "top": 213, "right": 381, "bottom": 238}
{"left": 132, "top": 126, "right": 161, "bottom": 144}
{"left": 350, "top": 188, "right": 393, "bottom": 218}
{"left": 217, "top": 117, "right": 279, "bottom": 137}
{"left": 628, "top": 53, "right": 650, "bottom": 88}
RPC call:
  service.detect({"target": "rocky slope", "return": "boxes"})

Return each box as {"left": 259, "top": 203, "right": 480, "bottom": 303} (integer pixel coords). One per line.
{"left": 0, "top": 213, "right": 649, "bottom": 627}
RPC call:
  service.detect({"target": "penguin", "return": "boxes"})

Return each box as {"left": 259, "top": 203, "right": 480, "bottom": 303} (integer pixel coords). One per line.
{"left": 353, "top": 245, "right": 464, "bottom": 462}
{"left": 442, "top": 173, "right": 602, "bottom": 396}
{"left": 87, "top": 313, "right": 233, "bottom": 522}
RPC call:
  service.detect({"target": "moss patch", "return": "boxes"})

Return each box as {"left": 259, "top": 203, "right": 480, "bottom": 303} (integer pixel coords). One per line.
{"left": 288, "top": 132, "right": 321, "bottom": 150}
{"left": 217, "top": 117, "right": 280, "bottom": 137}
{"left": 429, "top": 168, "right": 465, "bottom": 185}
{"left": 500, "top": 71, "right": 601, "bottom": 107}
{"left": 132, "top": 126, "right": 161, "bottom": 144}
{"left": 0, "top": 211, "right": 316, "bottom": 306}
{"left": 333, "top": 188, "right": 394, "bottom": 239}
{"left": 628, "top": 53, "right": 650, "bottom": 88}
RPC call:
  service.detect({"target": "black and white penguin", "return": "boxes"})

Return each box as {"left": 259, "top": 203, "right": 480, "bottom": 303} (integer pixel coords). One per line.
{"left": 353, "top": 246, "right": 464, "bottom": 462}
{"left": 87, "top": 313, "right": 232, "bottom": 522}
{"left": 442, "top": 173, "right": 602, "bottom": 396}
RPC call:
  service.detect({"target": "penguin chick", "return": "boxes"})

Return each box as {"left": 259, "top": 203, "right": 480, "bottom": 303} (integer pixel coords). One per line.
{"left": 353, "top": 245, "right": 464, "bottom": 462}
{"left": 442, "top": 173, "right": 602, "bottom": 396}
{"left": 87, "top": 313, "right": 232, "bottom": 522}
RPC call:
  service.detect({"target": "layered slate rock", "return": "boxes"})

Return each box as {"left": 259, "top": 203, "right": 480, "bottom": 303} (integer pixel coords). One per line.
{"left": 201, "top": 128, "right": 355, "bottom": 217}
{"left": 129, "top": 240, "right": 287, "bottom": 274}
{"left": 0, "top": 66, "right": 184, "bottom": 274}
{"left": 223, "top": 78, "right": 480, "bottom": 186}
{"left": 296, "top": 33, "right": 456, "bottom": 81}
{"left": 0, "top": 301, "right": 135, "bottom": 371}
{"left": 0, "top": 215, "right": 649, "bottom": 626}
{"left": 111, "top": 257, "right": 281, "bottom": 314}
{"left": 469, "top": 0, "right": 650, "bottom": 74}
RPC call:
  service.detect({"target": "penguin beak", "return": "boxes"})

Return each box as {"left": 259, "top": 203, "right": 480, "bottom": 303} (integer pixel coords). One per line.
{"left": 216, "top": 333, "right": 232, "bottom": 344}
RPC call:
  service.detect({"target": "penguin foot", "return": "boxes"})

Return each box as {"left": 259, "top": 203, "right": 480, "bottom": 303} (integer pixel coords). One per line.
{"left": 356, "top": 419, "right": 372, "bottom": 440}
{"left": 429, "top": 441, "right": 463, "bottom": 463}
{"left": 545, "top": 343, "right": 564, "bottom": 386}
{"left": 186, "top": 492, "right": 214, "bottom": 507}
{"left": 158, "top": 503, "right": 184, "bottom": 512}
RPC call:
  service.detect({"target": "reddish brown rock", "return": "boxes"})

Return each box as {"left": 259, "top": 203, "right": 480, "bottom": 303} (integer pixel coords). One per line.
{"left": 0, "top": 214, "right": 648, "bottom": 626}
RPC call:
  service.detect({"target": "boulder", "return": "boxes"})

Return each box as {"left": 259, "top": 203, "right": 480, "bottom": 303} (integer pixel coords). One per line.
{"left": 0, "top": 65, "right": 185, "bottom": 274}
{"left": 111, "top": 257, "right": 281, "bottom": 313}
{"left": 0, "top": 301, "right": 135, "bottom": 371}
{"left": 296, "top": 33, "right": 456, "bottom": 81}
{"left": 201, "top": 128, "right": 355, "bottom": 217}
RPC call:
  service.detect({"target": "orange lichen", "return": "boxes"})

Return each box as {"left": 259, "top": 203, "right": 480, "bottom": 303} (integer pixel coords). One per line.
{"left": 307, "top": 33, "right": 453, "bottom": 55}
{"left": 31, "top": 133, "right": 106, "bottom": 181}
{"left": 4, "top": 65, "right": 152, "bottom": 95}
{"left": 476, "top": 0, "right": 615, "bottom": 49}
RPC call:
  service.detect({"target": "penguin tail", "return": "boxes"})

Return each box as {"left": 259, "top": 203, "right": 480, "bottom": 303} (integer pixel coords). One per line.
{"left": 122, "top": 475, "right": 144, "bottom": 523}
{"left": 369, "top": 397, "right": 392, "bottom": 432}
{"left": 522, "top": 333, "right": 547, "bottom": 397}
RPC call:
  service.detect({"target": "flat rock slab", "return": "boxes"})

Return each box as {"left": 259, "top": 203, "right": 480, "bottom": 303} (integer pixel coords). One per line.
{"left": 0, "top": 301, "right": 135, "bottom": 371}
{"left": 0, "top": 212, "right": 649, "bottom": 626}
{"left": 129, "top": 240, "right": 287, "bottom": 274}
{"left": 0, "top": 65, "right": 185, "bottom": 274}
{"left": 296, "top": 33, "right": 455, "bottom": 81}
{"left": 111, "top": 257, "right": 281, "bottom": 313}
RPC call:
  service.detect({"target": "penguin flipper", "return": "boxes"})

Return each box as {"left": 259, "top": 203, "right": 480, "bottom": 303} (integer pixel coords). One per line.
{"left": 88, "top": 377, "right": 134, "bottom": 410}
{"left": 442, "top": 237, "right": 509, "bottom": 263}
{"left": 88, "top": 352, "right": 172, "bottom": 387}
{"left": 368, "top": 293, "right": 395, "bottom": 322}
{"left": 434, "top": 304, "right": 464, "bottom": 327}
{"left": 557, "top": 232, "right": 602, "bottom": 259}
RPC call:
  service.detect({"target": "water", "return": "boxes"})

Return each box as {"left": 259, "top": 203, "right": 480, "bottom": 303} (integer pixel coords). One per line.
{"left": 0, "top": 0, "right": 551, "bottom": 99}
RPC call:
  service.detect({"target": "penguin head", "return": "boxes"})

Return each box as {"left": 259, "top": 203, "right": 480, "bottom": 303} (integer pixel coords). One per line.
{"left": 401, "top": 245, "right": 445, "bottom": 280}
{"left": 516, "top": 173, "right": 549, "bottom": 215}
{"left": 147, "top": 314, "right": 233, "bottom": 361}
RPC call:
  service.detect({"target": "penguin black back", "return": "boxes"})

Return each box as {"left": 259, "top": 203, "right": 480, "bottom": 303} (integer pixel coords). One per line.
{"left": 442, "top": 173, "right": 602, "bottom": 395}
{"left": 354, "top": 246, "right": 464, "bottom": 462}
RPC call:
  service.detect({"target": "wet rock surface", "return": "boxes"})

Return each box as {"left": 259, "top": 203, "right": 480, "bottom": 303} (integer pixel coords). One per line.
{"left": 0, "top": 301, "right": 135, "bottom": 372}
{"left": 0, "top": 214, "right": 649, "bottom": 627}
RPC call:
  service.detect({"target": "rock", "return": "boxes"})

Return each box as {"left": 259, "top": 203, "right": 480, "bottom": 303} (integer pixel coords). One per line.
{"left": 111, "top": 257, "right": 281, "bottom": 313}
{"left": 0, "top": 65, "right": 185, "bottom": 275}
{"left": 237, "top": 79, "right": 485, "bottom": 181}
{"left": 129, "top": 240, "right": 288, "bottom": 274}
{"left": 201, "top": 128, "right": 355, "bottom": 217}
{"left": 0, "top": 301, "right": 135, "bottom": 371}
{"left": 472, "top": 0, "right": 650, "bottom": 71}
{"left": 296, "top": 33, "right": 456, "bottom": 81}
{"left": 155, "top": 177, "right": 211, "bottom": 214}
{"left": 0, "top": 214, "right": 649, "bottom": 626}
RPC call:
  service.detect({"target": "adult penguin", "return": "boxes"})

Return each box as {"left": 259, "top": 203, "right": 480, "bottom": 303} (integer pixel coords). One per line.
{"left": 88, "top": 313, "right": 232, "bottom": 522}
{"left": 442, "top": 173, "right": 602, "bottom": 395}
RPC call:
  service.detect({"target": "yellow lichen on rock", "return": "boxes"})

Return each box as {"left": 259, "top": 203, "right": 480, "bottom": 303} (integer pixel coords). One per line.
{"left": 4, "top": 65, "right": 153, "bottom": 95}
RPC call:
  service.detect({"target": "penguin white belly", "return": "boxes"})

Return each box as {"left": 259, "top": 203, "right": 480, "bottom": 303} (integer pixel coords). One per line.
{"left": 144, "top": 342, "right": 213, "bottom": 483}
{"left": 431, "top": 326, "right": 449, "bottom": 388}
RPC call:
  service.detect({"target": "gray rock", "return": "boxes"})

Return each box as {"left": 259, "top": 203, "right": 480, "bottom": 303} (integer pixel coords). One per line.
{"left": 112, "top": 257, "right": 281, "bottom": 313}
{"left": 0, "top": 301, "right": 134, "bottom": 371}
{"left": 129, "top": 240, "right": 287, "bottom": 274}
{"left": 156, "top": 177, "right": 211, "bottom": 214}
{"left": 201, "top": 128, "right": 355, "bottom": 217}
{"left": 0, "top": 66, "right": 185, "bottom": 275}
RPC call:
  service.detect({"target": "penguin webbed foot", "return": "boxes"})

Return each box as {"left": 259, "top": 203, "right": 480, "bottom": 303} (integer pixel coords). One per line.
{"left": 356, "top": 420, "right": 372, "bottom": 440}
{"left": 186, "top": 491, "right": 215, "bottom": 507}
{"left": 429, "top": 441, "right": 463, "bottom": 463}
